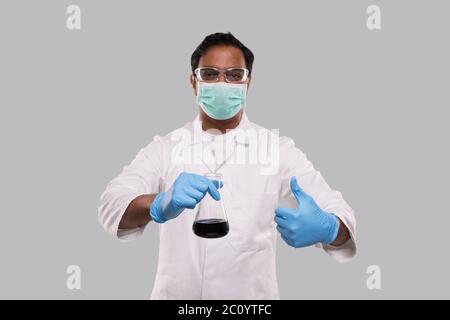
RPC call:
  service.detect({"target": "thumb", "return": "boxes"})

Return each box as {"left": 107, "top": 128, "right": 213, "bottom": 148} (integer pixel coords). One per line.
{"left": 211, "top": 179, "right": 224, "bottom": 189}
{"left": 290, "top": 176, "right": 307, "bottom": 205}
{"left": 207, "top": 179, "right": 222, "bottom": 201}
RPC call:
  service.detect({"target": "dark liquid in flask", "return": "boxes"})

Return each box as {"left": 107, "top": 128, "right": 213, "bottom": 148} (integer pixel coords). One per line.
{"left": 193, "top": 219, "right": 229, "bottom": 239}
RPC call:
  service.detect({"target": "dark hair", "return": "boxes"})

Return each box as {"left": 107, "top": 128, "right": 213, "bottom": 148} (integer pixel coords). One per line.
{"left": 191, "top": 32, "right": 255, "bottom": 75}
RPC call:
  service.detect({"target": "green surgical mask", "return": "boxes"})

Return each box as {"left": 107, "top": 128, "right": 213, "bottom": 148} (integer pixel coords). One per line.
{"left": 196, "top": 82, "right": 247, "bottom": 120}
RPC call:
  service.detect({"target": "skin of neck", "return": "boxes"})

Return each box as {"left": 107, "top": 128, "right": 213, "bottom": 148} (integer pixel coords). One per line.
{"left": 199, "top": 108, "right": 243, "bottom": 134}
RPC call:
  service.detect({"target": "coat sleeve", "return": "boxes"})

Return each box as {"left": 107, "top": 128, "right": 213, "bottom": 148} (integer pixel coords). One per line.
{"left": 98, "top": 136, "right": 164, "bottom": 241}
{"left": 279, "top": 137, "right": 357, "bottom": 262}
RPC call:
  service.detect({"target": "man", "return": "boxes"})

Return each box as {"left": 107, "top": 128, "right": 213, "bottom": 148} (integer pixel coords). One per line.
{"left": 98, "top": 32, "right": 356, "bottom": 299}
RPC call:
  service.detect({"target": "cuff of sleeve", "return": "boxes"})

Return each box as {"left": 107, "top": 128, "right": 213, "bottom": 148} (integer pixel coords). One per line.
{"left": 322, "top": 237, "right": 357, "bottom": 263}
{"left": 111, "top": 192, "right": 148, "bottom": 242}
{"left": 117, "top": 226, "right": 146, "bottom": 242}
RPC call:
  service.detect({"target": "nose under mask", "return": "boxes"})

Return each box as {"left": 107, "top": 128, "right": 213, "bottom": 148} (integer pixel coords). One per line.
{"left": 196, "top": 82, "right": 247, "bottom": 120}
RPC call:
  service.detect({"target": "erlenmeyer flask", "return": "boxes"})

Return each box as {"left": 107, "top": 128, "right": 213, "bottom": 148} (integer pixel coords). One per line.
{"left": 192, "top": 173, "right": 229, "bottom": 239}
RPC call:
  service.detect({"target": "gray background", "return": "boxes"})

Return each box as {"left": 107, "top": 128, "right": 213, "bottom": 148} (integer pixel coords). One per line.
{"left": 0, "top": 0, "right": 449, "bottom": 299}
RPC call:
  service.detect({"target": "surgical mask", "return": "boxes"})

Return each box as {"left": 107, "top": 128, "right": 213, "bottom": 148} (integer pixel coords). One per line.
{"left": 196, "top": 81, "right": 247, "bottom": 120}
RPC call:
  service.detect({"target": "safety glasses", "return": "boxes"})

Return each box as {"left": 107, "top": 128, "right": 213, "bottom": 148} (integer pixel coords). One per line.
{"left": 194, "top": 67, "right": 249, "bottom": 83}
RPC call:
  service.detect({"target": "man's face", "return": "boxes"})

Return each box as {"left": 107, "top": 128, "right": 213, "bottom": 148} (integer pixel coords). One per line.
{"left": 190, "top": 45, "right": 251, "bottom": 96}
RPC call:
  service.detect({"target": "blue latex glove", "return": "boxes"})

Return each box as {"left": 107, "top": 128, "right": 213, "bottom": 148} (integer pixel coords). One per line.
{"left": 150, "top": 172, "right": 223, "bottom": 223}
{"left": 274, "top": 176, "right": 339, "bottom": 248}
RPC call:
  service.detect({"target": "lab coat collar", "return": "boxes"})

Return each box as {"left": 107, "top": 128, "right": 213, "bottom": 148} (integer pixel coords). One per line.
{"left": 190, "top": 111, "right": 252, "bottom": 144}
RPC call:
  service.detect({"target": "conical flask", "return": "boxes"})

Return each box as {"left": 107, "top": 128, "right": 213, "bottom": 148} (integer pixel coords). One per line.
{"left": 192, "top": 173, "right": 229, "bottom": 239}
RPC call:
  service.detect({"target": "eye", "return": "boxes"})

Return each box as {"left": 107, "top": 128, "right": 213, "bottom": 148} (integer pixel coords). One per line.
{"left": 226, "top": 69, "right": 245, "bottom": 82}
{"left": 200, "top": 69, "right": 219, "bottom": 80}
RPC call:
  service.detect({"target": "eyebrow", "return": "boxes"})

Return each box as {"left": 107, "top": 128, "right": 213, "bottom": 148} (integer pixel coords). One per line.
{"left": 198, "top": 65, "right": 246, "bottom": 69}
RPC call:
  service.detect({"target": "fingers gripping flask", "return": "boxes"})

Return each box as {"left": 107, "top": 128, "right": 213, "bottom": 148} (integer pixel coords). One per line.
{"left": 192, "top": 173, "right": 229, "bottom": 238}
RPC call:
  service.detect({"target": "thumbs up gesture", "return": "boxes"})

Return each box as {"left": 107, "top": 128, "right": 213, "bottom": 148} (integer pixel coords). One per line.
{"left": 274, "top": 177, "right": 339, "bottom": 248}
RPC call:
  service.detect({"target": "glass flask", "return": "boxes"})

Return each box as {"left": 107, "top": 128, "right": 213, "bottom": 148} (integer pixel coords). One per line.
{"left": 192, "top": 173, "right": 229, "bottom": 239}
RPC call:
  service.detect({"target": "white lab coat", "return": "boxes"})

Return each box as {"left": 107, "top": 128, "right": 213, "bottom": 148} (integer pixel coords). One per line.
{"left": 98, "top": 112, "right": 357, "bottom": 299}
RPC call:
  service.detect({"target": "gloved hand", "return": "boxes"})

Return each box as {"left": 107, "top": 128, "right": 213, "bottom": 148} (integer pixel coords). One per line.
{"left": 274, "top": 176, "right": 339, "bottom": 248}
{"left": 150, "top": 172, "right": 223, "bottom": 223}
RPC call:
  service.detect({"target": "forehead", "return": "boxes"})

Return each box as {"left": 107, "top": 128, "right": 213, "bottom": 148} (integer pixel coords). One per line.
{"left": 198, "top": 45, "right": 246, "bottom": 69}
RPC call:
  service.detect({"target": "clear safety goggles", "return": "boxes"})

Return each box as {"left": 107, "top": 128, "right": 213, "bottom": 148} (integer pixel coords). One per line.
{"left": 194, "top": 67, "right": 249, "bottom": 83}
